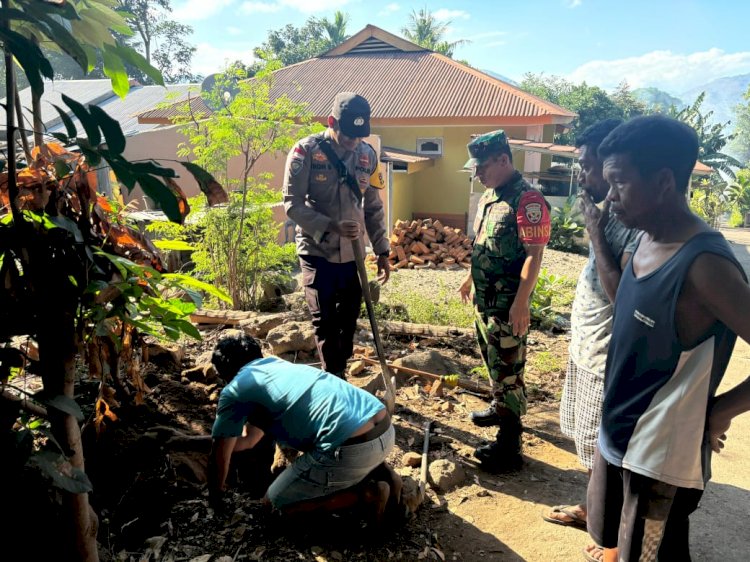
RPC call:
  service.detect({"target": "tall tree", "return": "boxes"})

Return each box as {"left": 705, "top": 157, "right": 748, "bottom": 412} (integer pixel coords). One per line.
{"left": 151, "top": 21, "right": 198, "bottom": 83}
{"left": 731, "top": 85, "right": 750, "bottom": 167}
{"left": 669, "top": 92, "right": 741, "bottom": 178}
{"left": 401, "top": 7, "right": 468, "bottom": 58}
{"left": 321, "top": 10, "right": 350, "bottom": 48}
{"left": 117, "top": 0, "right": 198, "bottom": 83}
{"left": 254, "top": 19, "right": 328, "bottom": 66}
{"left": 610, "top": 81, "right": 647, "bottom": 119}
{"left": 520, "top": 73, "right": 625, "bottom": 145}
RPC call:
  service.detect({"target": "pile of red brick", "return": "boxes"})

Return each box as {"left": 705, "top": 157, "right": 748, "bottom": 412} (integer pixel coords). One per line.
{"left": 373, "top": 218, "right": 473, "bottom": 270}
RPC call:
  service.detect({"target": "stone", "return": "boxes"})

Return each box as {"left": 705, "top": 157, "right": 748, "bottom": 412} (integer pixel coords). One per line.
{"left": 146, "top": 341, "right": 185, "bottom": 371}
{"left": 347, "top": 370, "right": 382, "bottom": 396}
{"left": 348, "top": 359, "right": 365, "bottom": 376}
{"left": 170, "top": 451, "right": 208, "bottom": 483}
{"left": 182, "top": 362, "right": 218, "bottom": 383}
{"left": 400, "top": 475, "right": 423, "bottom": 516}
{"left": 439, "top": 401, "right": 454, "bottom": 413}
{"left": 189, "top": 556, "right": 211, "bottom": 562}
{"left": 392, "top": 350, "right": 459, "bottom": 379}
{"left": 282, "top": 291, "right": 308, "bottom": 314}
{"left": 428, "top": 459, "right": 465, "bottom": 491}
{"left": 240, "top": 312, "right": 296, "bottom": 339}
{"left": 402, "top": 452, "right": 422, "bottom": 468}
{"left": 266, "top": 321, "right": 317, "bottom": 355}
{"left": 429, "top": 379, "right": 444, "bottom": 397}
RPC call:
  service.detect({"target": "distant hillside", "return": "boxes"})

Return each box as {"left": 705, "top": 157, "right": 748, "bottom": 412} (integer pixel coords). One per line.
{"left": 633, "top": 87, "right": 683, "bottom": 111}
{"left": 680, "top": 73, "right": 750, "bottom": 128}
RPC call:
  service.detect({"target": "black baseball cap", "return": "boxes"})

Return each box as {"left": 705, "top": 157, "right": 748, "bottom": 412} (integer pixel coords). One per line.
{"left": 331, "top": 92, "right": 371, "bottom": 138}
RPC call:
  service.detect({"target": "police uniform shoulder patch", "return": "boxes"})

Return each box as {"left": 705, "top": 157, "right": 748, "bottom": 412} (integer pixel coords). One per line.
{"left": 369, "top": 163, "right": 385, "bottom": 189}
{"left": 290, "top": 159, "right": 303, "bottom": 176}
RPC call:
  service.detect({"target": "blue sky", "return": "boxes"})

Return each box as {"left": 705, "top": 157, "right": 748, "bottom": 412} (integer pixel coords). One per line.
{"left": 171, "top": 0, "right": 750, "bottom": 95}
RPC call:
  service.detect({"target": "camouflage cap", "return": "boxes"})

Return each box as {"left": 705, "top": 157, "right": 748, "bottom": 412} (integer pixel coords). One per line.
{"left": 464, "top": 129, "right": 510, "bottom": 169}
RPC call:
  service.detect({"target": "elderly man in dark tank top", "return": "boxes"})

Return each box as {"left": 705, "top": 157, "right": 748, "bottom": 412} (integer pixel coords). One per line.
{"left": 584, "top": 115, "right": 750, "bottom": 562}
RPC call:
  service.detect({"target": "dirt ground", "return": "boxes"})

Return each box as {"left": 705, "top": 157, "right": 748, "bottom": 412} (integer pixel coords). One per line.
{"left": 81, "top": 244, "right": 750, "bottom": 561}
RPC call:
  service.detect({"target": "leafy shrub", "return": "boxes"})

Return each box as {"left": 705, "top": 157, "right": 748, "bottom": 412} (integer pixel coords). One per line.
{"left": 548, "top": 196, "right": 585, "bottom": 253}
{"left": 728, "top": 208, "right": 745, "bottom": 228}
{"left": 531, "top": 268, "right": 565, "bottom": 329}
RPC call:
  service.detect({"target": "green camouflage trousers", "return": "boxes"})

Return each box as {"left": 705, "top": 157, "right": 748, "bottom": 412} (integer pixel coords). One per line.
{"left": 474, "top": 307, "right": 527, "bottom": 418}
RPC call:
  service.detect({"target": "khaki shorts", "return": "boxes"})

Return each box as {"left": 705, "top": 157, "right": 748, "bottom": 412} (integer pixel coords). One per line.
{"left": 266, "top": 425, "right": 395, "bottom": 508}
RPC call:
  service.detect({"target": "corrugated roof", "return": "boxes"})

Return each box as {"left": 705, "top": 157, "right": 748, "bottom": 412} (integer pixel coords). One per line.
{"left": 136, "top": 25, "right": 576, "bottom": 127}
{"left": 1, "top": 80, "right": 199, "bottom": 139}
{"left": 47, "top": 84, "right": 199, "bottom": 137}
{"left": 264, "top": 51, "right": 576, "bottom": 123}
{"left": 1, "top": 79, "right": 113, "bottom": 135}
{"left": 137, "top": 95, "right": 211, "bottom": 124}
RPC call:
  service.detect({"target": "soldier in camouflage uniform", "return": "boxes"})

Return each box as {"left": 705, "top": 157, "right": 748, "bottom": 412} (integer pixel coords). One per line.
{"left": 459, "top": 130, "right": 551, "bottom": 472}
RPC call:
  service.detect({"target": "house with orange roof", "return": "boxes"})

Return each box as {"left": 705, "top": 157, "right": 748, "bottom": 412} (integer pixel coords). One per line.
{"left": 135, "top": 24, "right": 577, "bottom": 233}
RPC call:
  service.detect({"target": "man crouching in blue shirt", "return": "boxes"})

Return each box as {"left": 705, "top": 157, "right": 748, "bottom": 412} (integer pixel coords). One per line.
{"left": 207, "top": 333, "right": 399, "bottom": 524}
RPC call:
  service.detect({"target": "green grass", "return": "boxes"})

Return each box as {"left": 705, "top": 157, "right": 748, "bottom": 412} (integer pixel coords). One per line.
{"left": 375, "top": 276, "right": 474, "bottom": 328}
{"left": 550, "top": 276, "right": 577, "bottom": 310}
{"left": 527, "top": 350, "right": 564, "bottom": 374}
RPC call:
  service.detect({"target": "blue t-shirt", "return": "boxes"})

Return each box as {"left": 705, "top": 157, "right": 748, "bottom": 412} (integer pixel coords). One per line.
{"left": 212, "top": 356, "right": 384, "bottom": 451}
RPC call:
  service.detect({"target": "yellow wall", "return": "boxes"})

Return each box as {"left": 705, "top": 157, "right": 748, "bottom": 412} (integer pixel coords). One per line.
{"left": 391, "top": 170, "right": 416, "bottom": 226}
{"left": 373, "top": 125, "right": 529, "bottom": 223}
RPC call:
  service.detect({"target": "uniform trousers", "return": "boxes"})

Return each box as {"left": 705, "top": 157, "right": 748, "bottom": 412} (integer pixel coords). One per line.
{"left": 300, "top": 255, "right": 362, "bottom": 375}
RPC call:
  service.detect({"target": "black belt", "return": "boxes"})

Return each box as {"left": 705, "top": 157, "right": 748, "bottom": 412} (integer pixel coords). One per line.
{"left": 342, "top": 412, "right": 391, "bottom": 446}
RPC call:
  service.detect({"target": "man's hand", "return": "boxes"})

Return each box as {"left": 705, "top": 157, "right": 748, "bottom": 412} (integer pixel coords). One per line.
{"left": 331, "top": 219, "right": 361, "bottom": 240}
{"left": 459, "top": 275, "right": 473, "bottom": 304}
{"left": 708, "top": 409, "right": 732, "bottom": 453}
{"left": 376, "top": 254, "right": 390, "bottom": 284}
{"left": 580, "top": 191, "right": 609, "bottom": 236}
{"left": 508, "top": 298, "right": 530, "bottom": 337}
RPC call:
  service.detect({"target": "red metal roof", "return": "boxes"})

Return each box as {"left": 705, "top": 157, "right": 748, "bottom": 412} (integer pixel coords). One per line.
{"left": 137, "top": 25, "right": 576, "bottom": 127}
{"left": 266, "top": 50, "right": 576, "bottom": 124}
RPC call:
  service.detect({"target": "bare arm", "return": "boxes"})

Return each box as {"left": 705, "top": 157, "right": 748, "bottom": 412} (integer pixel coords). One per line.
{"left": 508, "top": 244, "right": 545, "bottom": 336}
{"left": 690, "top": 254, "right": 750, "bottom": 451}
{"left": 581, "top": 194, "right": 625, "bottom": 303}
{"left": 209, "top": 436, "right": 237, "bottom": 494}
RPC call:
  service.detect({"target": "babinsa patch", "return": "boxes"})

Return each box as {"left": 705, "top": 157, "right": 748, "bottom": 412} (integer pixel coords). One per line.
{"left": 524, "top": 202, "right": 543, "bottom": 224}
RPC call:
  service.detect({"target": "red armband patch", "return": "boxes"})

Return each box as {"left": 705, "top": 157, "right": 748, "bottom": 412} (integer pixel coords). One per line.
{"left": 517, "top": 191, "right": 551, "bottom": 245}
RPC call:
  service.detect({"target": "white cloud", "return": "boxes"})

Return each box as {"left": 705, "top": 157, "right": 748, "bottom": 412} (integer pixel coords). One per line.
{"left": 568, "top": 48, "right": 750, "bottom": 93}
{"left": 433, "top": 9, "right": 470, "bottom": 21}
{"left": 239, "top": 1, "right": 282, "bottom": 13}
{"left": 227, "top": 26, "right": 244, "bottom": 36}
{"left": 280, "top": 0, "right": 352, "bottom": 13}
{"left": 173, "top": 0, "right": 235, "bottom": 21}
{"left": 378, "top": 2, "right": 400, "bottom": 16}
{"left": 565, "top": 0, "right": 582, "bottom": 7}
{"left": 191, "top": 43, "right": 255, "bottom": 77}
{"left": 487, "top": 40, "right": 506, "bottom": 48}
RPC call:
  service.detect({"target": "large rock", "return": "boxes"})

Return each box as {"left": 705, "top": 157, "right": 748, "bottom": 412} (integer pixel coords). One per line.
{"left": 428, "top": 459, "right": 465, "bottom": 491}
{"left": 258, "top": 276, "right": 299, "bottom": 311}
{"left": 146, "top": 341, "right": 185, "bottom": 371}
{"left": 266, "top": 321, "right": 316, "bottom": 355}
{"left": 392, "top": 350, "right": 459, "bottom": 377}
{"left": 239, "top": 312, "right": 296, "bottom": 339}
{"left": 282, "top": 291, "right": 308, "bottom": 314}
{"left": 181, "top": 362, "right": 218, "bottom": 383}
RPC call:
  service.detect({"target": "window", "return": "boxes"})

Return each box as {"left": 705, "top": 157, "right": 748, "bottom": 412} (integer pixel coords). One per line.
{"left": 416, "top": 137, "right": 442, "bottom": 156}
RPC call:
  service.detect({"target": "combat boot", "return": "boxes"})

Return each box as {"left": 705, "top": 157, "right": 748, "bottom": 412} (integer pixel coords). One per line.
{"left": 469, "top": 401, "right": 503, "bottom": 427}
{"left": 474, "top": 417, "right": 523, "bottom": 472}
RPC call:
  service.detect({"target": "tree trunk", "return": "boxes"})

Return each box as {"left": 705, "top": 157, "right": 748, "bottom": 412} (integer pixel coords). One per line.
{"left": 30, "top": 35, "right": 43, "bottom": 147}
{"left": 38, "top": 312, "right": 100, "bottom": 562}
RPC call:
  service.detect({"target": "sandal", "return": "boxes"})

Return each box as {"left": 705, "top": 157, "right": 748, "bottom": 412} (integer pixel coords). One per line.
{"left": 542, "top": 504, "right": 587, "bottom": 530}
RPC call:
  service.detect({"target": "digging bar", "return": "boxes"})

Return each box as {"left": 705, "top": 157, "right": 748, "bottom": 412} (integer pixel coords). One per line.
{"left": 351, "top": 240, "right": 396, "bottom": 414}
{"left": 419, "top": 420, "right": 434, "bottom": 500}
